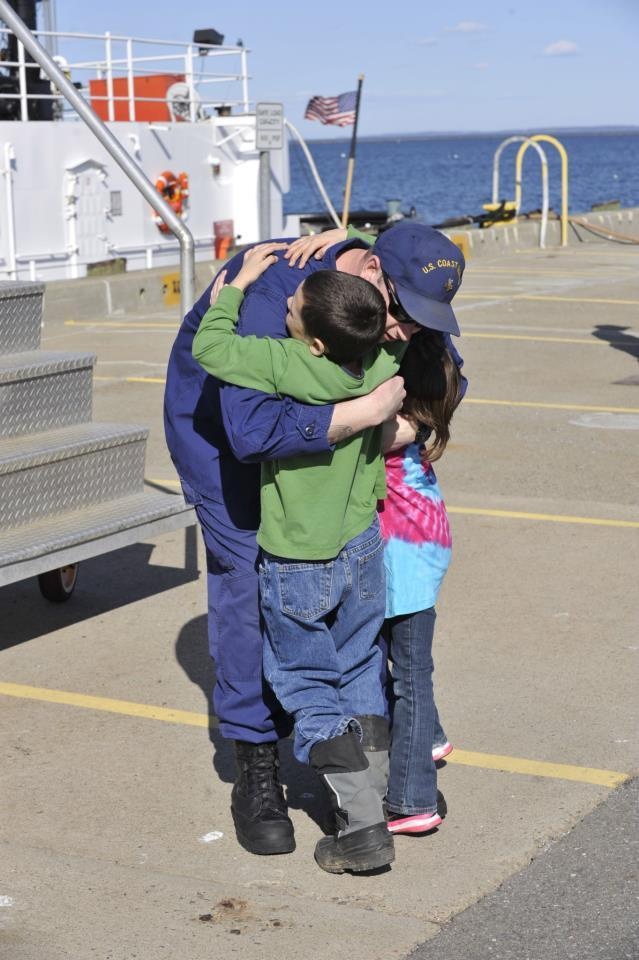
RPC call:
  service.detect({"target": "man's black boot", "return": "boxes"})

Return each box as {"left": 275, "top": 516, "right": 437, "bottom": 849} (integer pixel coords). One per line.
{"left": 231, "top": 740, "right": 295, "bottom": 855}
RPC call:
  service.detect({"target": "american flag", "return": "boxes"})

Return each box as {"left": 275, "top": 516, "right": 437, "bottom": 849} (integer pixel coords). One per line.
{"left": 304, "top": 91, "right": 357, "bottom": 126}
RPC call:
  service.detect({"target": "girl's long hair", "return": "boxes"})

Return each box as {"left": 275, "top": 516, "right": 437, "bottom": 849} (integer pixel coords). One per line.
{"left": 399, "top": 328, "right": 462, "bottom": 462}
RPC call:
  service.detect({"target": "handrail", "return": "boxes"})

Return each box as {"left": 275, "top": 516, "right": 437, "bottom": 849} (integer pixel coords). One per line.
{"left": 492, "top": 135, "right": 549, "bottom": 248}
{"left": 0, "top": 26, "right": 247, "bottom": 50}
{"left": 516, "top": 135, "right": 569, "bottom": 247}
{"left": 0, "top": 1, "right": 195, "bottom": 316}
{"left": 2, "top": 143, "right": 17, "bottom": 278}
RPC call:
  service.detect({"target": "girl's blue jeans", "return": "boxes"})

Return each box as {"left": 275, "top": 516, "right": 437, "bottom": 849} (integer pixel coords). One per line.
{"left": 384, "top": 607, "right": 445, "bottom": 815}
{"left": 259, "top": 520, "right": 387, "bottom": 764}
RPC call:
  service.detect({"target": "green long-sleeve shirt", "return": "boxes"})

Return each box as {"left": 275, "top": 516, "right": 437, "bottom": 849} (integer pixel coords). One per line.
{"left": 193, "top": 284, "right": 403, "bottom": 560}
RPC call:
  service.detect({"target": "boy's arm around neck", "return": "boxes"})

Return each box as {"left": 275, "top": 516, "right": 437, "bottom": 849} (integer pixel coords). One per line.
{"left": 192, "top": 286, "right": 289, "bottom": 392}
{"left": 194, "top": 292, "right": 404, "bottom": 405}
{"left": 193, "top": 287, "right": 356, "bottom": 402}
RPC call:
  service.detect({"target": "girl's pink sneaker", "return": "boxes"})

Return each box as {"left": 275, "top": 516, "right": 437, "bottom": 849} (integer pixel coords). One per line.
{"left": 432, "top": 740, "right": 453, "bottom": 763}
{"left": 386, "top": 810, "right": 442, "bottom": 835}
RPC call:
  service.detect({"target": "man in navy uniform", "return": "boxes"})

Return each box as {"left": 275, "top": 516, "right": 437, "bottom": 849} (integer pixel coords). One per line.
{"left": 164, "top": 223, "right": 464, "bottom": 856}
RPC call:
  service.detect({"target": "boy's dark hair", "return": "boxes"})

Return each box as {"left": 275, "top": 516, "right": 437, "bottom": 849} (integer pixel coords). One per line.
{"left": 399, "top": 328, "right": 462, "bottom": 462}
{"left": 300, "top": 270, "right": 386, "bottom": 364}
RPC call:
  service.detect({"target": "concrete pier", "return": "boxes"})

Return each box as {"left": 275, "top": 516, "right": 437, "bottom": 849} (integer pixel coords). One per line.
{"left": 1, "top": 231, "right": 638, "bottom": 959}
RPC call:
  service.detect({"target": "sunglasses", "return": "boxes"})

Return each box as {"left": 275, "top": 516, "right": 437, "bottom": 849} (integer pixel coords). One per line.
{"left": 382, "top": 271, "right": 419, "bottom": 328}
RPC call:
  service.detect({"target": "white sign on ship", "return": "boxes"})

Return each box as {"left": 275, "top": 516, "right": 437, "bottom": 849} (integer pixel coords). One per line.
{"left": 256, "top": 102, "right": 284, "bottom": 151}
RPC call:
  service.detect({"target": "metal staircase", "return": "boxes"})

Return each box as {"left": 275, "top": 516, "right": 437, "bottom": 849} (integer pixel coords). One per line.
{"left": 0, "top": 280, "right": 193, "bottom": 596}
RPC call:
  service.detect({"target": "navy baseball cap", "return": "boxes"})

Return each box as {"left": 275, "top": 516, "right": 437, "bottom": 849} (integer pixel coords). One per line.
{"left": 373, "top": 222, "right": 465, "bottom": 336}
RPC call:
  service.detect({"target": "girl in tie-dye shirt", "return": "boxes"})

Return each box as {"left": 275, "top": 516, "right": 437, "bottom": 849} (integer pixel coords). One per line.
{"left": 379, "top": 328, "right": 463, "bottom": 836}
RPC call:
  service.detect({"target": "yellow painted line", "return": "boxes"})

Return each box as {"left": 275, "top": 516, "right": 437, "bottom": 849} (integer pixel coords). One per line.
{"left": 146, "top": 479, "right": 639, "bottom": 528}
{"left": 506, "top": 248, "right": 639, "bottom": 259}
{"left": 94, "top": 375, "right": 166, "bottom": 384}
{"left": 0, "top": 682, "right": 628, "bottom": 789}
{"left": 458, "top": 293, "right": 639, "bottom": 306}
{"left": 447, "top": 506, "right": 639, "bottom": 528}
{"left": 67, "top": 321, "right": 636, "bottom": 350}
{"left": 127, "top": 376, "right": 167, "bottom": 383}
{"left": 447, "top": 749, "right": 628, "bottom": 789}
{"left": 147, "top": 477, "right": 181, "bottom": 487}
{"left": 466, "top": 398, "right": 639, "bottom": 414}
{"left": 557, "top": 249, "right": 639, "bottom": 258}
{"left": 464, "top": 332, "right": 613, "bottom": 344}
{"left": 458, "top": 293, "right": 517, "bottom": 299}
{"left": 94, "top": 334, "right": 618, "bottom": 357}
{"left": 64, "top": 320, "right": 175, "bottom": 329}
{"left": 525, "top": 294, "right": 639, "bottom": 306}
{"left": 470, "top": 268, "right": 633, "bottom": 278}
{"left": 101, "top": 381, "right": 639, "bottom": 415}
{"left": 0, "top": 682, "right": 209, "bottom": 728}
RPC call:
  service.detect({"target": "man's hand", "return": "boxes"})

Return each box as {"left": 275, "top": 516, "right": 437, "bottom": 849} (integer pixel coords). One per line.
{"left": 382, "top": 414, "right": 417, "bottom": 453}
{"left": 326, "top": 376, "right": 406, "bottom": 445}
{"left": 230, "top": 242, "right": 289, "bottom": 293}
{"left": 284, "top": 228, "right": 348, "bottom": 268}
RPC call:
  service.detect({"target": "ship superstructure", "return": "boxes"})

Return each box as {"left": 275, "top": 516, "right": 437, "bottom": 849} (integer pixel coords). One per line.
{"left": 0, "top": 1, "right": 293, "bottom": 281}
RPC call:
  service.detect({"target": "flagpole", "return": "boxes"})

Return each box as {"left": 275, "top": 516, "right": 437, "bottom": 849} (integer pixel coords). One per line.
{"left": 341, "top": 74, "right": 364, "bottom": 228}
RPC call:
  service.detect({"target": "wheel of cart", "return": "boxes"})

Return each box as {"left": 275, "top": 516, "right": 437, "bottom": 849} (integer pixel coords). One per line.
{"left": 37, "top": 563, "right": 79, "bottom": 602}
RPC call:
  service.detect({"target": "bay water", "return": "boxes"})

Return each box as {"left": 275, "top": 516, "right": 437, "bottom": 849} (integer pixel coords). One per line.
{"left": 286, "top": 131, "right": 639, "bottom": 226}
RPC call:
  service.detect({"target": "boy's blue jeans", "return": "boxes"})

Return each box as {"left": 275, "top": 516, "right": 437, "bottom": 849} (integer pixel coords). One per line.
{"left": 259, "top": 520, "right": 387, "bottom": 764}
{"left": 385, "top": 607, "right": 445, "bottom": 815}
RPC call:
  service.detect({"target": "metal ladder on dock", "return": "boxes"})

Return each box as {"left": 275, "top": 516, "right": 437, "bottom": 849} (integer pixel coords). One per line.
{"left": 0, "top": 280, "right": 193, "bottom": 597}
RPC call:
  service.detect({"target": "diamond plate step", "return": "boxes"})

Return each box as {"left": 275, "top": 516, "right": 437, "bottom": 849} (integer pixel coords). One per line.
{"left": 0, "top": 489, "right": 195, "bottom": 586}
{"left": 0, "top": 281, "right": 45, "bottom": 355}
{"left": 0, "top": 350, "right": 96, "bottom": 437}
{"left": 0, "top": 422, "right": 148, "bottom": 528}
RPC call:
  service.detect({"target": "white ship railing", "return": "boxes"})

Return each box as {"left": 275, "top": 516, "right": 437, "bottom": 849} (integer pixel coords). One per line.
{"left": 10, "top": 236, "right": 216, "bottom": 282}
{"left": 0, "top": 26, "right": 250, "bottom": 121}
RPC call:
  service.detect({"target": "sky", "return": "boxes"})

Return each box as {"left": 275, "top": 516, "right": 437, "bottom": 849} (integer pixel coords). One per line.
{"left": 50, "top": 0, "right": 639, "bottom": 138}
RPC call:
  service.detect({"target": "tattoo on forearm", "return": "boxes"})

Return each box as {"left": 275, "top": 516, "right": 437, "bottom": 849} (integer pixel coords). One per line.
{"left": 328, "top": 425, "right": 354, "bottom": 443}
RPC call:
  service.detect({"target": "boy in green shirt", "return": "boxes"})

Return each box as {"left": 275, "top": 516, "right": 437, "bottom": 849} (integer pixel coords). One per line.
{"left": 193, "top": 242, "right": 403, "bottom": 874}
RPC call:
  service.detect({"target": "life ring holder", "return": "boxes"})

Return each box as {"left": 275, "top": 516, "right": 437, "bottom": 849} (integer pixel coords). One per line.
{"left": 152, "top": 170, "right": 189, "bottom": 233}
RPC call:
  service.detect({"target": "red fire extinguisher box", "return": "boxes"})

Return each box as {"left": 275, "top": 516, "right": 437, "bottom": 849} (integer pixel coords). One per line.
{"left": 214, "top": 219, "right": 235, "bottom": 260}
{"left": 89, "top": 74, "right": 185, "bottom": 122}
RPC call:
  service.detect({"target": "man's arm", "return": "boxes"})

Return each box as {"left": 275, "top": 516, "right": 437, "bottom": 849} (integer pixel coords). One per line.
{"left": 327, "top": 378, "right": 407, "bottom": 444}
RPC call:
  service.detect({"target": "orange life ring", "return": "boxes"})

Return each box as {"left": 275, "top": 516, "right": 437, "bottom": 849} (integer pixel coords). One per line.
{"left": 153, "top": 170, "right": 189, "bottom": 233}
